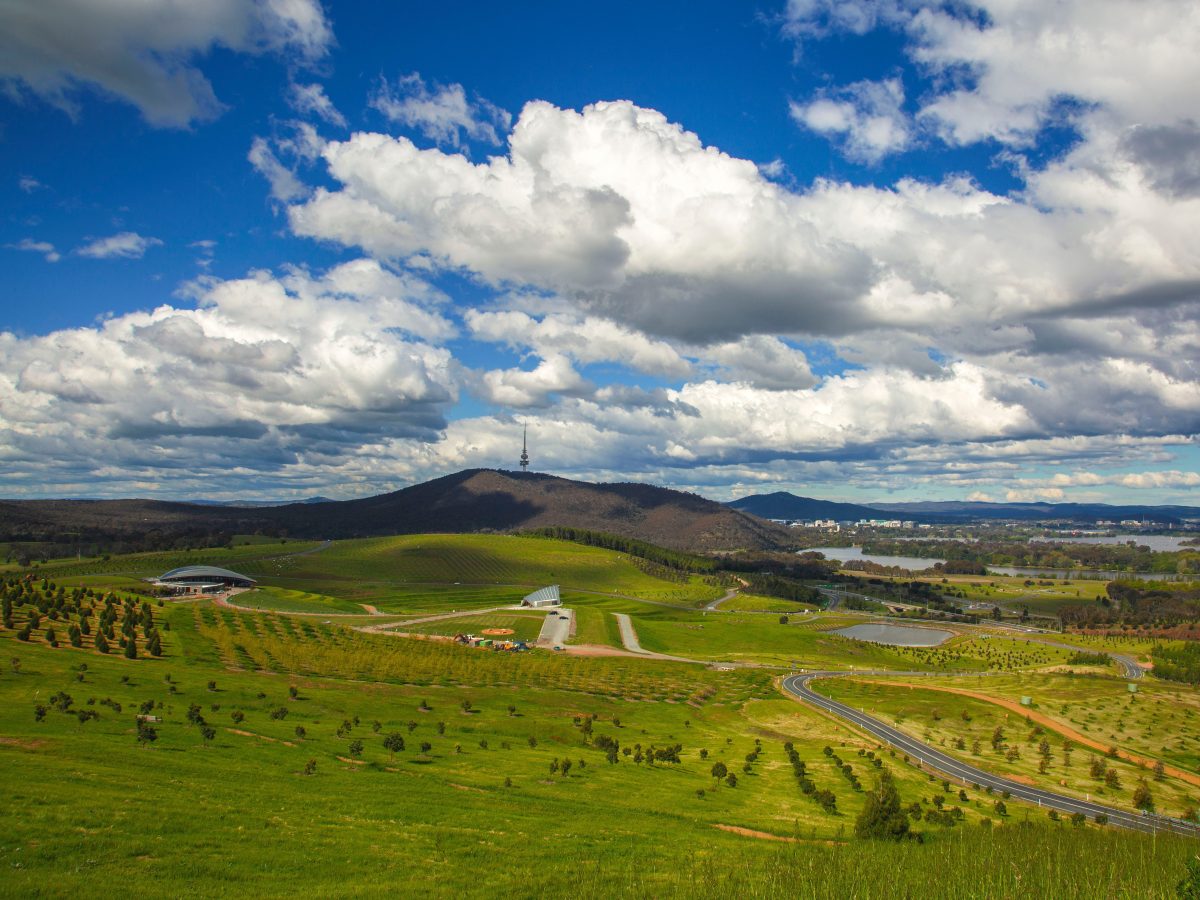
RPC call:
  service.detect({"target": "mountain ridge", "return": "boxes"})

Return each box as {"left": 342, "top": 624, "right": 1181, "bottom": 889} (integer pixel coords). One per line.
{"left": 0, "top": 469, "right": 791, "bottom": 553}
{"left": 727, "top": 491, "right": 1200, "bottom": 524}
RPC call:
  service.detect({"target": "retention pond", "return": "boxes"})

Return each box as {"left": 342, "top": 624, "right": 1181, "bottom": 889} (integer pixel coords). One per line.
{"left": 834, "top": 623, "right": 954, "bottom": 647}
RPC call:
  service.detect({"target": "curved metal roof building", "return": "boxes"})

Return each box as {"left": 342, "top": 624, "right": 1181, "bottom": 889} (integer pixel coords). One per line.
{"left": 158, "top": 565, "right": 257, "bottom": 587}
{"left": 521, "top": 584, "right": 560, "bottom": 607}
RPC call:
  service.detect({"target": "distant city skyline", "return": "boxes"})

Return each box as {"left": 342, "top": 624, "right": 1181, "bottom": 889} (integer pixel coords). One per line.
{"left": 1, "top": 1, "right": 1197, "bottom": 505}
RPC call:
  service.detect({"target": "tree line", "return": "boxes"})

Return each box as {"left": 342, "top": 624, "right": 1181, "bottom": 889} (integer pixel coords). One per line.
{"left": 1059, "top": 580, "right": 1200, "bottom": 629}
{"left": 862, "top": 538, "right": 1199, "bottom": 575}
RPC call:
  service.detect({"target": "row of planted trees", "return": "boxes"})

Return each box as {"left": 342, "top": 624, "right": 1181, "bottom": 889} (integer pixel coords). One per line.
{"left": 2, "top": 576, "right": 163, "bottom": 658}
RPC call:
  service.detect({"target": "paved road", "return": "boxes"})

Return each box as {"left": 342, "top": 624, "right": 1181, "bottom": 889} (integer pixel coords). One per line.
{"left": 817, "top": 587, "right": 842, "bottom": 610}
{"left": 704, "top": 578, "right": 751, "bottom": 611}
{"left": 704, "top": 588, "right": 738, "bottom": 611}
{"left": 781, "top": 672, "right": 1198, "bottom": 837}
{"left": 614, "top": 612, "right": 644, "bottom": 651}
{"left": 819, "top": 587, "right": 927, "bottom": 614}
{"left": 816, "top": 586, "right": 917, "bottom": 611}
{"left": 537, "top": 608, "right": 573, "bottom": 647}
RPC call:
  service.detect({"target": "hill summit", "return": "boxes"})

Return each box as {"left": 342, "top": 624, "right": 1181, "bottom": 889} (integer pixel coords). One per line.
{"left": 0, "top": 469, "right": 791, "bottom": 553}
{"left": 273, "top": 469, "right": 792, "bottom": 551}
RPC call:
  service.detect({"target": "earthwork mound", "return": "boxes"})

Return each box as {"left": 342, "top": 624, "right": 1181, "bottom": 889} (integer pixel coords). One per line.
{"left": 482, "top": 628, "right": 515, "bottom": 636}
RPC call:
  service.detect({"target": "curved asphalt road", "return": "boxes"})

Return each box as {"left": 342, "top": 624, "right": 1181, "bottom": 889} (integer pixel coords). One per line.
{"left": 782, "top": 672, "right": 1198, "bottom": 837}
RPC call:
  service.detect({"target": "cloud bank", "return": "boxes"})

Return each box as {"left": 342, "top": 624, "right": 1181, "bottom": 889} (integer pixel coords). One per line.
{"left": 0, "top": 0, "right": 333, "bottom": 126}
{"left": 2, "top": 2, "right": 1197, "bottom": 503}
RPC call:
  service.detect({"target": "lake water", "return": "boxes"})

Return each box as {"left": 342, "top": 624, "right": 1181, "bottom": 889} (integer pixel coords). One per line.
{"left": 835, "top": 623, "right": 953, "bottom": 647}
{"left": 806, "top": 545, "right": 1188, "bottom": 581}
{"left": 1029, "top": 535, "right": 1192, "bottom": 552}
{"left": 803, "top": 546, "right": 946, "bottom": 571}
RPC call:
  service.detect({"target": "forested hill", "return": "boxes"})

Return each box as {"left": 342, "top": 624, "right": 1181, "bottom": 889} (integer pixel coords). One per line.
{"left": 726, "top": 492, "right": 889, "bottom": 522}
{"left": 0, "top": 469, "right": 791, "bottom": 554}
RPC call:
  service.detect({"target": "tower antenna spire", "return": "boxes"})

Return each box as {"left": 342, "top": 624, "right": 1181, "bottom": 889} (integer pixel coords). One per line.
{"left": 519, "top": 421, "right": 530, "bottom": 472}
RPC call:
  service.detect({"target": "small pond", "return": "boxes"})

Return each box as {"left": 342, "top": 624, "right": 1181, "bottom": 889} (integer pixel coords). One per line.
{"left": 834, "top": 623, "right": 953, "bottom": 647}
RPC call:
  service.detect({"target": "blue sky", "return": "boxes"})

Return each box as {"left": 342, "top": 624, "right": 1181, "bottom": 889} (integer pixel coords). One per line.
{"left": 1, "top": 0, "right": 1198, "bottom": 505}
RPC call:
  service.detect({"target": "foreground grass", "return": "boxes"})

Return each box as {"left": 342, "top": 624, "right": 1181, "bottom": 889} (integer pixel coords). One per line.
{"left": 0, "top": 605, "right": 1195, "bottom": 897}
{"left": 4, "top": 537, "right": 1199, "bottom": 897}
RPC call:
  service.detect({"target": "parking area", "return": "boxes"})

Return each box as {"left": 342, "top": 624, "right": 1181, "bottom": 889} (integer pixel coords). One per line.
{"left": 536, "top": 607, "right": 573, "bottom": 648}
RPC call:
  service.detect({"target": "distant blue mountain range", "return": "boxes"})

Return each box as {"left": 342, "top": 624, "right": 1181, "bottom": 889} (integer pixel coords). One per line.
{"left": 181, "top": 497, "right": 336, "bottom": 508}
{"left": 727, "top": 492, "right": 1200, "bottom": 524}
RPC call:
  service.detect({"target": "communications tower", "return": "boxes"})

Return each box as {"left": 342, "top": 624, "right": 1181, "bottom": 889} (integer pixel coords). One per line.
{"left": 519, "top": 422, "right": 530, "bottom": 472}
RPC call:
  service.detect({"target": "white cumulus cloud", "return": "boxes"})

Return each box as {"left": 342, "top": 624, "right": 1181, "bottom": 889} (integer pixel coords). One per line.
{"left": 0, "top": 259, "right": 458, "bottom": 495}
{"left": 0, "top": 0, "right": 334, "bottom": 127}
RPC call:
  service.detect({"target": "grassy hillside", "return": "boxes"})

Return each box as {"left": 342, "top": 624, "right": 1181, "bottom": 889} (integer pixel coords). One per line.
{"left": 26, "top": 534, "right": 725, "bottom": 613}
{"left": 1, "top": 606, "right": 1195, "bottom": 897}
{"left": 22, "top": 538, "right": 318, "bottom": 581}
{"left": 3, "top": 536, "right": 1199, "bottom": 896}
{"left": 242, "top": 534, "right": 725, "bottom": 611}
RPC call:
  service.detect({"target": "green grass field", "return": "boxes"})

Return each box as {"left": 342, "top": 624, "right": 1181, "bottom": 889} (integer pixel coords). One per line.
{"left": 23, "top": 534, "right": 725, "bottom": 619}
{"left": 29, "top": 539, "right": 321, "bottom": 581}
{"left": 4, "top": 536, "right": 1200, "bottom": 896}
{"left": 232, "top": 585, "right": 372, "bottom": 615}
{"left": 3, "top": 610, "right": 1195, "bottom": 897}
{"left": 720, "top": 593, "right": 820, "bottom": 613}
{"left": 244, "top": 534, "right": 723, "bottom": 610}
{"left": 569, "top": 603, "right": 626, "bottom": 647}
